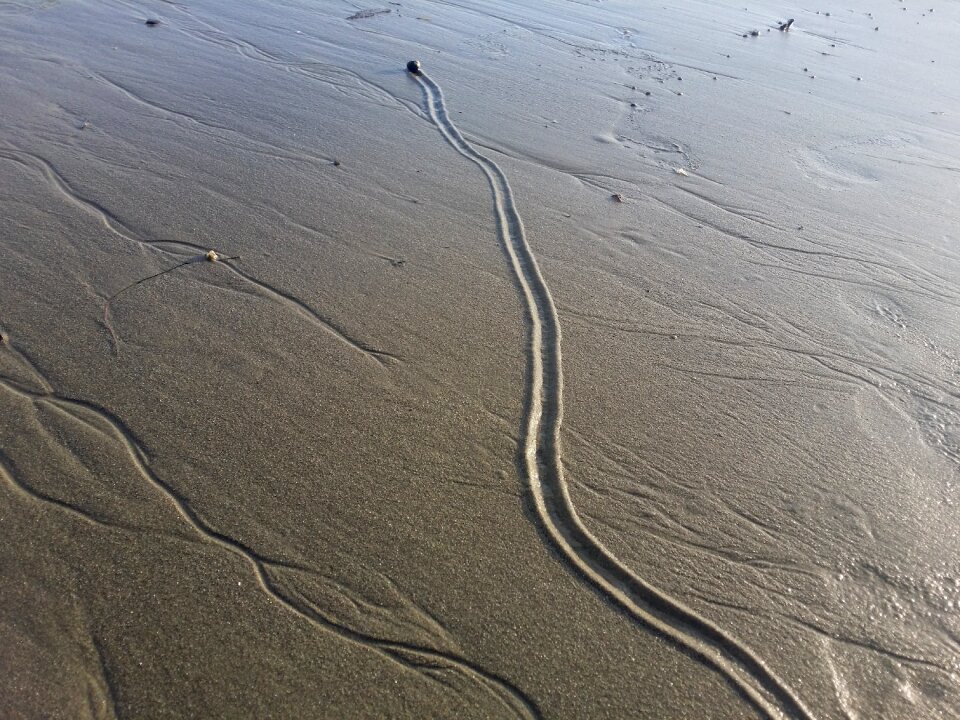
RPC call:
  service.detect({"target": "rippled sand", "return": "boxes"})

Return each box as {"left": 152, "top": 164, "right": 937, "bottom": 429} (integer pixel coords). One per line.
{"left": 2, "top": 1, "right": 959, "bottom": 718}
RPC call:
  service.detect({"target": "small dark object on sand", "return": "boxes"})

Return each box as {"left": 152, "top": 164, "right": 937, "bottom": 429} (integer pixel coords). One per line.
{"left": 749, "top": 29, "right": 760, "bottom": 37}
{"left": 348, "top": 8, "right": 391, "bottom": 20}
{"left": 406, "top": 59, "right": 422, "bottom": 74}
{"left": 630, "top": 102, "right": 637, "bottom": 107}
{"left": 644, "top": 90, "right": 651, "bottom": 96}
{"left": 333, "top": 159, "right": 341, "bottom": 166}
{"left": 779, "top": 19, "right": 795, "bottom": 31}
{"left": 145, "top": 18, "right": 161, "bottom": 26}
{"left": 611, "top": 193, "right": 624, "bottom": 203}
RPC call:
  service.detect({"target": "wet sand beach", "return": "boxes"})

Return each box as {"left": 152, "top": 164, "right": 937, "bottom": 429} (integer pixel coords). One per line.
{"left": 2, "top": 1, "right": 959, "bottom": 718}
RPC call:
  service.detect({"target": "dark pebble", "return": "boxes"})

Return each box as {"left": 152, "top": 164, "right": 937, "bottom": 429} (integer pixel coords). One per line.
{"left": 406, "top": 59, "right": 421, "bottom": 74}
{"left": 333, "top": 159, "right": 341, "bottom": 166}
{"left": 145, "top": 18, "right": 161, "bottom": 26}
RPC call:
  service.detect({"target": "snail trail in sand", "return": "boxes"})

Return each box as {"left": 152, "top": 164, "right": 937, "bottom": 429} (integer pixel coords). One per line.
{"left": 411, "top": 64, "right": 817, "bottom": 720}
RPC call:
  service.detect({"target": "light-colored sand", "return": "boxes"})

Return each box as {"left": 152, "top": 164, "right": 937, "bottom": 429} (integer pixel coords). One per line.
{"left": 1, "top": 0, "right": 959, "bottom": 718}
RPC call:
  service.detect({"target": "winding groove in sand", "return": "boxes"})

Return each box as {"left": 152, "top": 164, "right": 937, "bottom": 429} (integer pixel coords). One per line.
{"left": 0, "top": 349, "right": 537, "bottom": 719}
{"left": 0, "top": 147, "right": 395, "bottom": 365}
{"left": 415, "top": 71, "right": 817, "bottom": 720}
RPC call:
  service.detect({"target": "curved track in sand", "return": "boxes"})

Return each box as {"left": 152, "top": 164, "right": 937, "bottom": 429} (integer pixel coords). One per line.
{"left": 414, "top": 69, "right": 817, "bottom": 720}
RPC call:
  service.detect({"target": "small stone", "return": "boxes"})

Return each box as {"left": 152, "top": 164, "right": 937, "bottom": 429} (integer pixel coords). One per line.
{"left": 333, "top": 159, "right": 341, "bottom": 166}
{"left": 0, "top": 332, "right": 7, "bottom": 345}
{"left": 670, "top": 334, "right": 678, "bottom": 340}
{"left": 145, "top": 18, "right": 161, "bottom": 26}
{"left": 857, "top": 76, "right": 862, "bottom": 81}
{"left": 630, "top": 102, "right": 637, "bottom": 107}
{"left": 406, "top": 59, "right": 421, "bottom": 74}
{"left": 205, "top": 250, "right": 219, "bottom": 262}
{"left": 644, "top": 91, "right": 651, "bottom": 96}
{"left": 611, "top": 193, "right": 624, "bottom": 203}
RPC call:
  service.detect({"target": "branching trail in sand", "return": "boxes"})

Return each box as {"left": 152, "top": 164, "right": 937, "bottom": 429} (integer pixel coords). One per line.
{"left": 0, "top": 337, "right": 538, "bottom": 720}
{"left": 0, "top": 146, "right": 396, "bottom": 366}
{"left": 414, "top": 70, "right": 817, "bottom": 720}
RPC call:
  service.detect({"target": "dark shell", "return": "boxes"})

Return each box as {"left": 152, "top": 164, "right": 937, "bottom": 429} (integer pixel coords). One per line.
{"left": 406, "top": 60, "right": 421, "bottom": 74}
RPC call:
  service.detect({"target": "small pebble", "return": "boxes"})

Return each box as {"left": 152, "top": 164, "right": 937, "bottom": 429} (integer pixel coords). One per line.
{"left": 611, "top": 193, "right": 624, "bottom": 203}
{"left": 333, "top": 159, "right": 341, "bottom": 166}
{"left": 406, "top": 59, "right": 421, "bottom": 74}
{"left": 205, "top": 250, "right": 219, "bottom": 262}
{"left": 644, "top": 90, "right": 651, "bottom": 96}
{"left": 145, "top": 18, "right": 161, "bottom": 26}
{"left": 630, "top": 102, "right": 637, "bottom": 107}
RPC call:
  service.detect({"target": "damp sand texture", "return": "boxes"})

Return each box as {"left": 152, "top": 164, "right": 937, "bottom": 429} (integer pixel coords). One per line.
{"left": 3, "top": 1, "right": 960, "bottom": 719}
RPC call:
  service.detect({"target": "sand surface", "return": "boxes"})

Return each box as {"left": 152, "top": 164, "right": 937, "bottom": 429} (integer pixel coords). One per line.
{"left": 1, "top": 0, "right": 959, "bottom": 718}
